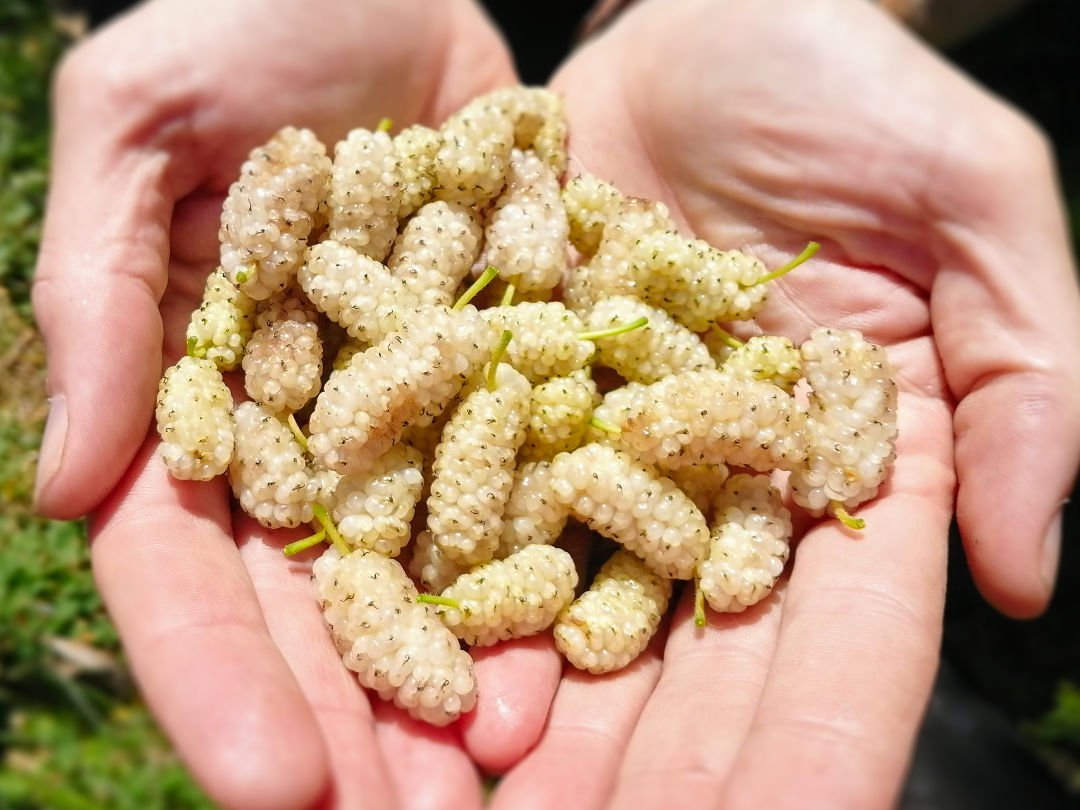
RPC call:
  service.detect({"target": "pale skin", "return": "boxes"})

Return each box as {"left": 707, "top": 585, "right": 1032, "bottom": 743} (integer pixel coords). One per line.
{"left": 32, "top": 1, "right": 1080, "bottom": 809}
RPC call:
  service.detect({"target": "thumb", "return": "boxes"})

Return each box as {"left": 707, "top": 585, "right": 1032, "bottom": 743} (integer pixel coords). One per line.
{"left": 932, "top": 121, "right": 1080, "bottom": 618}
{"left": 33, "top": 48, "right": 175, "bottom": 519}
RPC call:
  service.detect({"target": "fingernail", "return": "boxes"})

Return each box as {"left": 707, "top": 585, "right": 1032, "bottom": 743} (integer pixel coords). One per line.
{"left": 1040, "top": 509, "right": 1062, "bottom": 596}
{"left": 34, "top": 394, "right": 68, "bottom": 509}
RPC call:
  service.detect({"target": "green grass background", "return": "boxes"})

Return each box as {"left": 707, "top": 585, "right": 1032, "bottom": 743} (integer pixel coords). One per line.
{"left": 1, "top": 1, "right": 1077, "bottom": 807}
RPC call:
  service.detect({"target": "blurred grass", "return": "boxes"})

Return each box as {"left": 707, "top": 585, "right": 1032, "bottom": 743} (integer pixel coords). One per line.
{"left": 0, "top": 3, "right": 212, "bottom": 807}
{"left": 0, "top": 0, "right": 1077, "bottom": 806}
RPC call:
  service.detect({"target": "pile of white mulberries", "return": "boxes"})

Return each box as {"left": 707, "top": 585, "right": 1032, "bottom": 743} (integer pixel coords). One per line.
{"left": 156, "top": 85, "right": 899, "bottom": 726}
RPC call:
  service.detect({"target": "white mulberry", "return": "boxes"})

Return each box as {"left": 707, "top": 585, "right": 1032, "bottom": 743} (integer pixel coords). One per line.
{"left": 327, "top": 127, "right": 402, "bottom": 260}
{"left": 156, "top": 356, "right": 234, "bottom": 481}
{"left": 184, "top": 267, "right": 256, "bottom": 371}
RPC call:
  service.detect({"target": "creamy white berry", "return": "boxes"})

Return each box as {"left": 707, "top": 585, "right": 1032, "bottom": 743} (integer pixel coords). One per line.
{"left": 327, "top": 127, "right": 402, "bottom": 260}
{"left": 156, "top": 356, "right": 234, "bottom": 481}
{"left": 242, "top": 319, "right": 323, "bottom": 413}
{"left": 185, "top": 267, "right": 256, "bottom": 371}
{"left": 388, "top": 201, "right": 482, "bottom": 308}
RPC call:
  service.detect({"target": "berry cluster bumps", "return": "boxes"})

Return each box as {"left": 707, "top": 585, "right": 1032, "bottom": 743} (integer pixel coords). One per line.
{"left": 156, "top": 85, "right": 899, "bottom": 726}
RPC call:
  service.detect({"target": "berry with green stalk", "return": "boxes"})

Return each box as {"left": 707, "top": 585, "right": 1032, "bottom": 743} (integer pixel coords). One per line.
{"left": 482, "top": 300, "right": 649, "bottom": 384}
{"left": 326, "top": 444, "right": 425, "bottom": 557}
{"left": 219, "top": 127, "right": 331, "bottom": 300}
{"left": 554, "top": 549, "right": 672, "bottom": 674}
{"left": 585, "top": 295, "right": 715, "bottom": 383}
{"left": 789, "top": 328, "right": 898, "bottom": 528}
{"left": 184, "top": 267, "right": 256, "bottom": 371}
{"left": 627, "top": 237, "right": 821, "bottom": 331}
{"left": 428, "top": 330, "right": 531, "bottom": 567}
{"left": 305, "top": 267, "right": 502, "bottom": 474}
{"left": 313, "top": 547, "right": 477, "bottom": 726}
{"left": 584, "top": 382, "right": 649, "bottom": 449}
{"left": 697, "top": 473, "right": 792, "bottom": 614}
{"left": 419, "top": 544, "right": 578, "bottom": 647}
{"left": 327, "top": 124, "right": 403, "bottom": 261}
{"left": 710, "top": 328, "right": 802, "bottom": 394}
{"left": 156, "top": 355, "right": 234, "bottom": 481}
{"left": 549, "top": 443, "right": 710, "bottom": 580}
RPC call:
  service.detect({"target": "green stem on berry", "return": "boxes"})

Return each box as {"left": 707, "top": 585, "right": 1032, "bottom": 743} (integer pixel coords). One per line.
{"left": 749, "top": 241, "right": 821, "bottom": 287}
{"left": 454, "top": 266, "right": 500, "bottom": 311}
{"left": 578, "top": 316, "right": 649, "bottom": 342}
{"left": 417, "top": 594, "right": 461, "bottom": 610}
{"left": 710, "top": 323, "right": 744, "bottom": 350}
{"left": 283, "top": 530, "right": 327, "bottom": 557}
{"left": 500, "top": 283, "right": 516, "bottom": 307}
{"left": 588, "top": 416, "right": 621, "bottom": 435}
{"left": 830, "top": 501, "right": 866, "bottom": 531}
{"left": 234, "top": 265, "right": 252, "bottom": 285}
{"left": 694, "top": 579, "right": 707, "bottom": 628}
{"left": 312, "top": 504, "right": 350, "bottom": 555}
{"left": 487, "top": 330, "right": 513, "bottom": 391}
{"left": 287, "top": 413, "right": 308, "bottom": 451}
{"left": 185, "top": 337, "right": 200, "bottom": 358}
{"left": 376, "top": 117, "right": 393, "bottom": 133}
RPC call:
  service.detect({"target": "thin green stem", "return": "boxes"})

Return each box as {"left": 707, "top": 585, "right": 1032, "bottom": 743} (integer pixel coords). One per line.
{"left": 831, "top": 501, "right": 866, "bottom": 531}
{"left": 287, "top": 413, "right": 308, "bottom": 451}
{"left": 588, "top": 416, "right": 621, "bottom": 435}
{"left": 454, "top": 266, "right": 500, "bottom": 310}
{"left": 417, "top": 594, "right": 461, "bottom": 609}
{"left": 312, "top": 504, "right": 351, "bottom": 555}
{"left": 750, "top": 241, "right": 821, "bottom": 287}
{"left": 500, "top": 283, "right": 516, "bottom": 307}
{"left": 578, "top": 316, "right": 649, "bottom": 342}
{"left": 487, "top": 330, "right": 513, "bottom": 391}
{"left": 710, "top": 323, "right": 744, "bottom": 349}
{"left": 283, "top": 530, "right": 326, "bottom": 557}
{"left": 185, "top": 337, "right": 200, "bottom": 358}
{"left": 694, "top": 580, "right": 707, "bottom": 628}
{"left": 376, "top": 117, "right": 393, "bottom": 133}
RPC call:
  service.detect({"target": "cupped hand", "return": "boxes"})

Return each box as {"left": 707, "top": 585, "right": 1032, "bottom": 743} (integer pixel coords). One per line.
{"left": 487, "top": 1, "right": 1080, "bottom": 808}
{"left": 32, "top": 1, "right": 525, "bottom": 807}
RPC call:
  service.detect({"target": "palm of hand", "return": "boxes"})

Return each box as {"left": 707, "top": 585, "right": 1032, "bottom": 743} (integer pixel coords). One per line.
{"left": 45, "top": 1, "right": 1078, "bottom": 808}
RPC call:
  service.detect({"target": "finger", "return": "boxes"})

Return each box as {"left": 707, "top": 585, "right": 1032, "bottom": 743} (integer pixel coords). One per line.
{"left": 460, "top": 634, "right": 564, "bottom": 773}
{"left": 373, "top": 703, "right": 484, "bottom": 810}
{"left": 933, "top": 134, "right": 1080, "bottom": 616}
{"left": 719, "top": 364, "right": 954, "bottom": 810}
{"left": 235, "top": 521, "right": 399, "bottom": 810}
{"left": 89, "top": 436, "right": 328, "bottom": 810}
{"left": 490, "top": 637, "right": 664, "bottom": 810}
{"left": 33, "top": 53, "right": 173, "bottom": 519}
{"left": 605, "top": 588, "right": 784, "bottom": 809}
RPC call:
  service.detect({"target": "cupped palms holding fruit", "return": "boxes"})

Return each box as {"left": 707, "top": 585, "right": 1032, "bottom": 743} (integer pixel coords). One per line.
{"left": 32, "top": 0, "right": 1080, "bottom": 809}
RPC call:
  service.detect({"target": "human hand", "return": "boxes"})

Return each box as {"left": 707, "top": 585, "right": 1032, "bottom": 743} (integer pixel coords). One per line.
{"left": 487, "top": 1, "right": 1080, "bottom": 808}
{"left": 32, "top": 1, "right": 527, "bottom": 807}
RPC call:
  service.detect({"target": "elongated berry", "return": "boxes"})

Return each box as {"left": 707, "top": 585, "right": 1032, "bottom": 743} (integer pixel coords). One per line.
{"left": 550, "top": 443, "right": 709, "bottom": 580}
{"left": 327, "top": 444, "right": 424, "bottom": 556}
{"left": 722, "top": 335, "right": 802, "bottom": 394}
{"left": 697, "top": 474, "right": 792, "bottom": 613}
{"left": 434, "top": 97, "right": 514, "bottom": 205}
{"left": 243, "top": 319, "right": 323, "bottom": 413}
{"left": 428, "top": 362, "right": 531, "bottom": 566}
{"left": 496, "top": 460, "right": 569, "bottom": 558}
{"left": 562, "top": 174, "right": 623, "bottom": 257}
{"left": 185, "top": 267, "right": 256, "bottom": 371}
{"left": 313, "top": 548, "right": 476, "bottom": 726}
{"left": 394, "top": 124, "right": 441, "bottom": 216}
{"left": 327, "top": 127, "right": 402, "bottom": 260}
{"left": 554, "top": 550, "right": 672, "bottom": 674}
{"left": 387, "top": 201, "right": 482, "bottom": 308}
{"left": 474, "top": 149, "right": 568, "bottom": 294}
{"left": 619, "top": 370, "right": 808, "bottom": 472}
{"left": 483, "top": 302, "right": 592, "bottom": 383}
{"left": 789, "top": 328, "right": 898, "bottom": 515}
{"left": 156, "top": 356, "right": 234, "bottom": 481}
{"left": 307, "top": 305, "right": 496, "bottom": 474}
{"left": 586, "top": 296, "right": 714, "bottom": 383}
{"left": 219, "top": 127, "right": 330, "bottom": 299}
{"left": 522, "top": 369, "right": 599, "bottom": 461}
{"left": 435, "top": 545, "right": 578, "bottom": 646}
